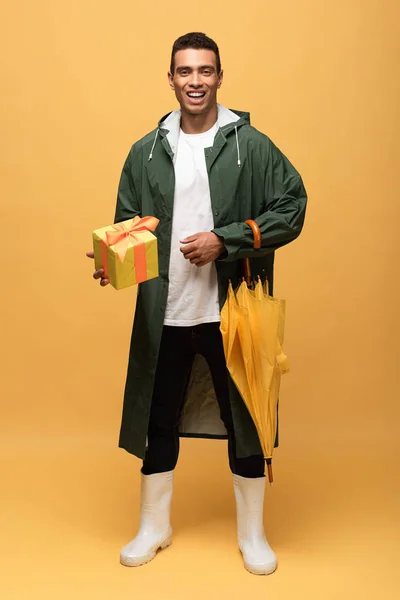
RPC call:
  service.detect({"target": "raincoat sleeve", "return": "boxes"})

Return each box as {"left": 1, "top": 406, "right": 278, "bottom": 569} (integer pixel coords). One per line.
{"left": 212, "top": 140, "right": 307, "bottom": 261}
{"left": 114, "top": 146, "right": 141, "bottom": 224}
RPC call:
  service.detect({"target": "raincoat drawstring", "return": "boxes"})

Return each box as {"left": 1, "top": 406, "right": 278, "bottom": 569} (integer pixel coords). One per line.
{"left": 148, "top": 130, "right": 159, "bottom": 161}
{"left": 235, "top": 126, "right": 241, "bottom": 168}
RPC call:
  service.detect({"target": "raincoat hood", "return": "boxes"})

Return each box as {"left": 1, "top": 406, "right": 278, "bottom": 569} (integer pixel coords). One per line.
{"left": 148, "top": 105, "right": 249, "bottom": 167}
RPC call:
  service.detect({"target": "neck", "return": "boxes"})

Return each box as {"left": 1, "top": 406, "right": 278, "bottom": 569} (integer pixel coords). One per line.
{"left": 180, "top": 104, "right": 218, "bottom": 134}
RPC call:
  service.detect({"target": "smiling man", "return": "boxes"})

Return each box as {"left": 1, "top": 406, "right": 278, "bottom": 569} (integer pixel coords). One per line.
{"left": 88, "top": 32, "right": 307, "bottom": 575}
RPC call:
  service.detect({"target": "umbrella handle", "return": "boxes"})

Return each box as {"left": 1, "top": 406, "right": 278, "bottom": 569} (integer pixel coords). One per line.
{"left": 245, "top": 219, "right": 262, "bottom": 248}
{"left": 243, "top": 220, "right": 262, "bottom": 286}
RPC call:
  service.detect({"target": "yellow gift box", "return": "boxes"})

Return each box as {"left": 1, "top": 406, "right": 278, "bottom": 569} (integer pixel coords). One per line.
{"left": 92, "top": 216, "right": 159, "bottom": 290}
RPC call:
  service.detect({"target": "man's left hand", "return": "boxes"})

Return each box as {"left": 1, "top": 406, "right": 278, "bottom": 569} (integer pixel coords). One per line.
{"left": 180, "top": 232, "right": 225, "bottom": 267}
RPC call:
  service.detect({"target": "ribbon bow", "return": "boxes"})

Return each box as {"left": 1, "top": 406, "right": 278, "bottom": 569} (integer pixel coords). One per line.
{"left": 106, "top": 216, "right": 159, "bottom": 262}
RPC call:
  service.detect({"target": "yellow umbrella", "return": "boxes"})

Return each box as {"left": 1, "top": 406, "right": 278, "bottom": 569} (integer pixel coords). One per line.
{"left": 220, "top": 221, "right": 289, "bottom": 484}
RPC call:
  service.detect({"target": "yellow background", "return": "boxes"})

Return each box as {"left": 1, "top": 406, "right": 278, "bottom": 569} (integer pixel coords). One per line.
{"left": 1, "top": 1, "right": 399, "bottom": 598}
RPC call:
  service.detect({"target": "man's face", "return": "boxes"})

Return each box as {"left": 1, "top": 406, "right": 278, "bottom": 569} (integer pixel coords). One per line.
{"left": 168, "top": 48, "right": 223, "bottom": 115}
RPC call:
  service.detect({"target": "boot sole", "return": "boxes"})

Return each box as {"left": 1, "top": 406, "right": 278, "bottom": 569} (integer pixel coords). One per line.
{"left": 240, "top": 545, "right": 277, "bottom": 575}
{"left": 244, "top": 560, "right": 277, "bottom": 576}
{"left": 120, "top": 535, "right": 172, "bottom": 567}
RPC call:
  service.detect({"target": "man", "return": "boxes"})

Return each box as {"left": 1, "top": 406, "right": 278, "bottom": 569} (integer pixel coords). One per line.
{"left": 87, "top": 32, "right": 307, "bottom": 575}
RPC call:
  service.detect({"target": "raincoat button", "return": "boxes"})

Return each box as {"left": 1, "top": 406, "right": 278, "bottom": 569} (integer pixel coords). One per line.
{"left": 214, "top": 211, "right": 219, "bottom": 216}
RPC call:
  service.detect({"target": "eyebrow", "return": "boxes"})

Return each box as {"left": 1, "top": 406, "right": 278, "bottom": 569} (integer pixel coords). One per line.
{"left": 176, "top": 64, "right": 216, "bottom": 72}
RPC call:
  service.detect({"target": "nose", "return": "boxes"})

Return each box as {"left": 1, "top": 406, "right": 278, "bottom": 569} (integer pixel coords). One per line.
{"left": 189, "top": 71, "right": 202, "bottom": 87}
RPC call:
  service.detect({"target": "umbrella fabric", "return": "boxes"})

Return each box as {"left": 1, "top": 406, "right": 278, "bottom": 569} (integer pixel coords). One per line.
{"left": 220, "top": 279, "right": 289, "bottom": 459}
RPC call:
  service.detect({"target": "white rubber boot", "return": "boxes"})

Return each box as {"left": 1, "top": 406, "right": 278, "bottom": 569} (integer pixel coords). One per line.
{"left": 233, "top": 474, "right": 277, "bottom": 575}
{"left": 120, "top": 470, "right": 174, "bottom": 567}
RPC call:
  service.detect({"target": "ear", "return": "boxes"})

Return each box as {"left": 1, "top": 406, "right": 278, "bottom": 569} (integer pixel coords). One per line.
{"left": 217, "top": 70, "right": 224, "bottom": 89}
{"left": 168, "top": 72, "right": 175, "bottom": 90}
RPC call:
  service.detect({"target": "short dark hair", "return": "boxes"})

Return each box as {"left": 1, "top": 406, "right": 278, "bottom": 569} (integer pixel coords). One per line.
{"left": 170, "top": 32, "right": 221, "bottom": 75}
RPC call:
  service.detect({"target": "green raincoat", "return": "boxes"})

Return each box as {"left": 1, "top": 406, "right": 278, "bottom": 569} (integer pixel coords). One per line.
{"left": 115, "top": 105, "right": 307, "bottom": 460}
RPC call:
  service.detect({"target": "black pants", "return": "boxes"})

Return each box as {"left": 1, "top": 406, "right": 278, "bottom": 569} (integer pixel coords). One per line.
{"left": 142, "top": 323, "right": 265, "bottom": 478}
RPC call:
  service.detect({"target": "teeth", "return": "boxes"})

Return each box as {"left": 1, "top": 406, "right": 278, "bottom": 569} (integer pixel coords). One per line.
{"left": 188, "top": 93, "right": 204, "bottom": 97}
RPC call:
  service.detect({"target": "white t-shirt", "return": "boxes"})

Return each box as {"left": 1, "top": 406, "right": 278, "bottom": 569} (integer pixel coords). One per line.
{"left": 164, "top": 123, "right": 220, "bottom": 327}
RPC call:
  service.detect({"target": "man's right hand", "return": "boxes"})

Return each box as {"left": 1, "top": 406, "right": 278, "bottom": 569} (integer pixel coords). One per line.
{"left": 86, "top": 251, "right": 110, "bottom": 287}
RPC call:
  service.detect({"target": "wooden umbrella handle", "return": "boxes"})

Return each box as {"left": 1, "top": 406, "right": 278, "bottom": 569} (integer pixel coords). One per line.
{"left": 243, "top": 220, "right": 261, "bottom": 286}
{"left": 245, "top": 219, "right": 262, "bottom": 249}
